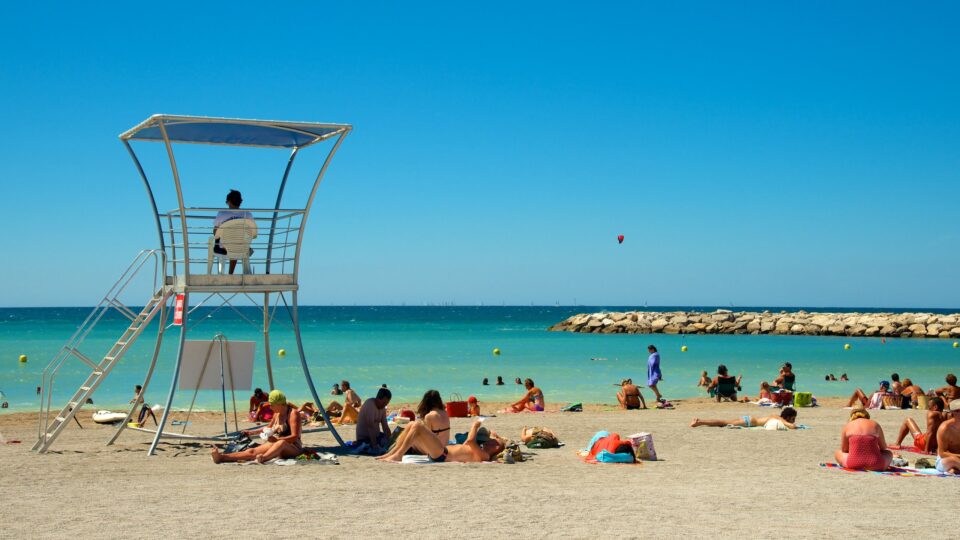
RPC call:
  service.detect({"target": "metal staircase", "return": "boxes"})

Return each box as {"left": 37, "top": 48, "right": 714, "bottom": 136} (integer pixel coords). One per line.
{"left": 34, "top": 250, "right": 169, "bottom": 453}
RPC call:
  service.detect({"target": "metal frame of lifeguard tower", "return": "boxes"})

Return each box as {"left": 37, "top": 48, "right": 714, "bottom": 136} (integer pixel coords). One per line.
{"left": 34, "top": 115, "right": 351, "bottom": 455}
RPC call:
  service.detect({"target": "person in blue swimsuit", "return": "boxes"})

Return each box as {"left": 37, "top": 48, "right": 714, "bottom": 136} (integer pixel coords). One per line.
{"left": 647, "top": 345, "right": 665, "bottom": 403}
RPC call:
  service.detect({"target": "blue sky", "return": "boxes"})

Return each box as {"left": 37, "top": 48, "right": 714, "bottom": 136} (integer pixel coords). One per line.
{"left": 1, "top": 2, "right": 957, "bottom": 308}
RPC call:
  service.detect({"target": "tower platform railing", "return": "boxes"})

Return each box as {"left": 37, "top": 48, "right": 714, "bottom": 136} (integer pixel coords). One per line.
{"left": 158, "top": 207, "right": 307, "bottom": 292}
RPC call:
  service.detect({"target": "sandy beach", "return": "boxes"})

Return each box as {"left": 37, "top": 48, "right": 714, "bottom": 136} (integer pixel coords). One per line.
{"left": 2, "top": 398, "right": 956, "bottom": 539}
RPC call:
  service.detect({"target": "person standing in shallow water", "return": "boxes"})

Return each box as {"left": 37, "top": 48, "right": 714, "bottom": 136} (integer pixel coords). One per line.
{"left": 647, "top": 345, "right": 664, "bottom": 403}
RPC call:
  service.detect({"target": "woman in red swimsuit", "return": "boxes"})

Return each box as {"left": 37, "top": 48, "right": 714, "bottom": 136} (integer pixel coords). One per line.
{"left": 834, "top": 408, "right": 893, "bottom": 471}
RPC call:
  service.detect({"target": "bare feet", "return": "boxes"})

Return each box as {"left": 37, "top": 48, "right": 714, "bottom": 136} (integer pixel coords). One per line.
{"left": 211, "top": 447, "right": 223, "bottom": 464}
{"left": 690, "top": 418, "right": 701, "bottom": 428}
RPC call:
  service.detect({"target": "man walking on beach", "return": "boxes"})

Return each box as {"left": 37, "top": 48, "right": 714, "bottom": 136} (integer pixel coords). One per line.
{"left": 935, "top": 400, "right": 960, "bottom": 474}
{"left": 356, "top": 387, "right": 392, "bottom": 454}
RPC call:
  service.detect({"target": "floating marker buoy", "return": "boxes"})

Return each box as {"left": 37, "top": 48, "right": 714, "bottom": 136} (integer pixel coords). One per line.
{"left": 19, "top": 354, "right": 27, "bottom": 363}
{"left": 617, "top": 235, "right": 624, "bottom": 244}
{"left": 954, "top": 342, "right": 958, "bottom": 348}
{"left": 493, "top": 348, "right": 501, "bottom": 356}
{"left": 844, "top": 344, "right": 851, "bottom": 350}
{"left": 681, "top": 345, "right": 688, "bottom": 352}
{"left": 881, "top": 337, "right": 886, "bottom": 344}
{"left": 278, "top": 349, "right": 286, "bottom": 357}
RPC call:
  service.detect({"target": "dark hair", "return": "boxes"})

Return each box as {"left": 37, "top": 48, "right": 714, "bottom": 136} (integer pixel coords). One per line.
{"left": 515, "top": 377, "right": 522, "bottom": 384}
{"left": 947, "top": 373, "right": 957, "bottom": 385}
{"left": 825, "top": 375, "right": 830, "bottom": 381}
{"left": 135, "top": 385, "right": 143, "bottom": 391}
{"left": 781, "top": 407, "right": 798, "bottom": 422}
{"left": 254, "top": 388, "right": 264, "bottom": 396}
{"left": 891, "top": 373, "right": 900, "bottom": 382}
{"left": 332, "top": 383, "right": 340, "bottom": 388}
{"left": 341, "top": 380, "right": 350, "bottom": 390}
{"left": 376, "top": 387, "right": 392, "bottom": 401}
{"left": 482, "top": 378, "right": 489, "bottom": 385}
{"left": 416, "top": 389, "right": 444, "bottom": 418}
{"left": 496, "top": 376, "right": 504, "bottom": 382}
{"left": 930, "top": 397, "right": 945, "bottom": 411}
{"left": 648, "top": 345, "right": 657, "bottom": 352}
{"left": 524, "top": 378, "right": 535, "bottom": 389}
{"left": 226, "top": 189, "right": 242, "bottom": 206}
{"left": 783, "top": 362, "right": 792, "bottom": 369}
{"left": 717, "top": 364, "right": 728, "bottom": 376}
{"left": 614, "top": 442, "right": 636, "bottom": 463}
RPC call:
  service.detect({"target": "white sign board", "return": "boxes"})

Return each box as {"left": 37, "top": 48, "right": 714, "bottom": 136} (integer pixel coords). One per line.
{"left": 178, "top": 340, "right": 255, "bottom": 391}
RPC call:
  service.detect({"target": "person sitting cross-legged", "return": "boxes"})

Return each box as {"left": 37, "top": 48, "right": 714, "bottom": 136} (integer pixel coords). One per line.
{"left": 211, "top": 390, "right": 302, "bottom": 464}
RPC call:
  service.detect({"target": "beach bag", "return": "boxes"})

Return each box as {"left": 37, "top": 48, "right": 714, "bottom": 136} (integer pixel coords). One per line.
{"left": 771, "top": 391, "right": 793, "bottom": 406}
{"left": 525, "top": 428, "right": 559, "bottom": 449}
{"left": 793, "top": 392, "right": 813, "bottom": 408}
{"left": 916, "top": 394, "right": 929, "bottom": 410}
{"left": 627, "top": 432, "right": 657, "bottom": 461}
{"left": 445, "top": 394, "right": 469, "bottom": 418}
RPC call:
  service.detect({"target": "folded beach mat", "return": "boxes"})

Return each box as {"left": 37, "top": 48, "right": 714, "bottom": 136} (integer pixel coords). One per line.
{"left": 819, "top": 462, "right": 958, "bottom": 478}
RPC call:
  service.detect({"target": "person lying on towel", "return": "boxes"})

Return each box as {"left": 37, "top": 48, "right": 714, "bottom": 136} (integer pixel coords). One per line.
{"left": 583, "top": 432, "right": 636, "bottom": 463}
{"left": 377, "top": 419, "right": 504, "bottom": 463}
{"left": 689, "top": 407, "right": 798, "bottom": 430}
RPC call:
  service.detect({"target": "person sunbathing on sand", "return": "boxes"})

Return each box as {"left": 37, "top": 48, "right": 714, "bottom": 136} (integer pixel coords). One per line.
{"left": 415, "top": 389, "right": 450, "bottom": 445}
{"left": 846, "top": 380, "right": 892, "bottom": 409}
{"left": 377, "top": 419, "right": 504, "bottom": 463}
{"left": 328, "top": 380, "right": 361, "bottom": 424}
{"left": 507, "top": 378, "right": 545, "bottom": 412}
{"left": 894, "top": 397, "right": 945, "bottom": 453}
{"left": 617, "top": 378, "right": 647, "bottom": 410}
{"left": 930, "top": 373, "right": 960, "bottom": 405}
{"left": 935, "top": 400, "right": 960, "bottom": 474}
{"left": 690, "top": 407, "right": 798, "bottom": 429}
{"left": 211, "top": 390, "right": 302, "bottom": 464}
{"left": 834, "top": 408, "right": 892, "bottom": 471}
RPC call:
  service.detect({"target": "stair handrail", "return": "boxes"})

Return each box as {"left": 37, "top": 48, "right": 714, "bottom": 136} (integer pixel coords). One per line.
{"left": 36, "top": 250, "right": 166, "bottom": 445}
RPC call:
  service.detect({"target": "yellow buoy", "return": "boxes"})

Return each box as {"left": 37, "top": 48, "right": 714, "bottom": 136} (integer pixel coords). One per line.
{"left": 681, "top": 345, "right": 688, "bottom": 352}
{"left": 19, "top": 354, "right": 27, "bottom": 363}
{"left": 278, "top": 349, "right": 286, "bottom": 357}
{"left": 954, "top": 342, "right": 959, "bottom": 348}
{"left": 492, "top": 348, "right": 501, "bottom": 356}
{"left": 844, "top": 344, "right": 851, "bottom": 350}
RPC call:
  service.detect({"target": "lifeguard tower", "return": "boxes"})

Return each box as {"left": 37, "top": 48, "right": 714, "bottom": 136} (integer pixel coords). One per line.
{"left": 34, "top": 115, "right": 351, "bottom": 455}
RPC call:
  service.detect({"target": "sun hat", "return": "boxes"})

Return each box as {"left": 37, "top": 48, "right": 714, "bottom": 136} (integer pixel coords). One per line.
{"left": 879, "top": 380, "right": 890, "bottom": 388}
{"left": 468, "top": 395, "right": 478, "bottom": 403}
{"left": 268, "top": 389, "right": 287, "bottom": 405}
{"left": 949, "top": 400, "right": 960, "bottom": 412}
{"left": 475, "top": 427, "right": 491, "bottom": 443}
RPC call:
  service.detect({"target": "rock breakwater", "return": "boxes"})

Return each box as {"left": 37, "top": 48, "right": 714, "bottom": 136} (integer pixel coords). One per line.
{"left": 548, "top": 310, "right": 960, "bottom": 338}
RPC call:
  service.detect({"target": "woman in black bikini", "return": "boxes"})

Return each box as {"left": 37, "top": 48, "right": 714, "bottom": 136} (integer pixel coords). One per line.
{"left": 417, "top": 389, "right": 451, "bottom": 444}
{"left": 211, "top": 390, "right": 303, "bottom": 464}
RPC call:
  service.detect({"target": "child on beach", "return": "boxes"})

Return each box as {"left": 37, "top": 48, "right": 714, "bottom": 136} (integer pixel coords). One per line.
{"left": 758, "top": 381, "right": 773, "bottom": 401}
{"left": 690, "top": 407, "right": 798, "bottom": 430}
{"left": 467, "top": 396, "right": 480, "bottom": 416}
{"left": 697, "top": 371, "right": 710, "bottom": 389}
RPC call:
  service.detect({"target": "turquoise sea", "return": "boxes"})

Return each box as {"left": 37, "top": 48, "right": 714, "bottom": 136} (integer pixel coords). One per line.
{"left": 1, "top": 306, "right": 958, "bottom": 412}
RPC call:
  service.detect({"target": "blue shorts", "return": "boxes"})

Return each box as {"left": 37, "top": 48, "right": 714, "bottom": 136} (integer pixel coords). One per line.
{"left": 936, "top": 456, "right": 945, "bottom": 473}
{"left": 741, "top": 415, "right": 752, "bottom": 428}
